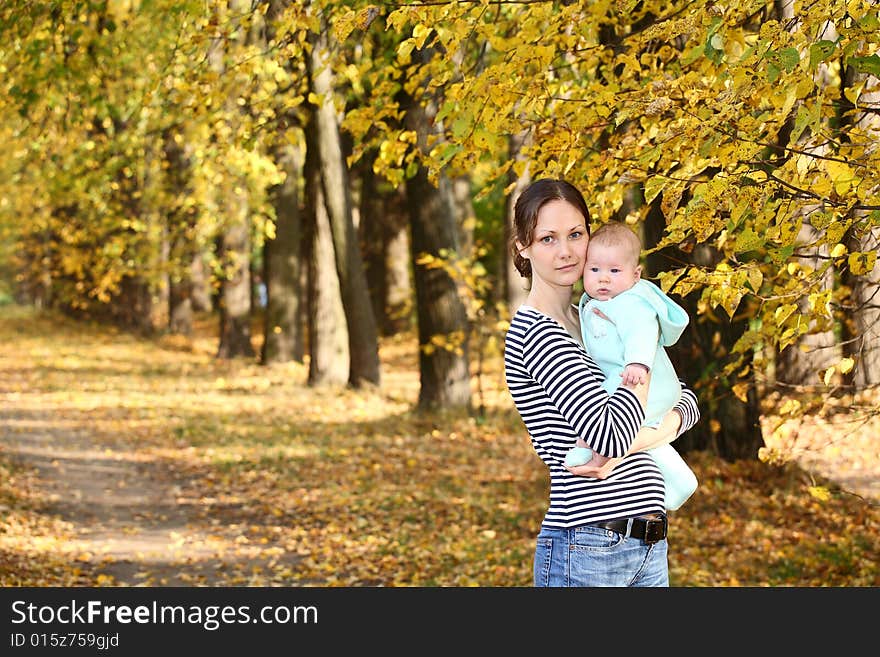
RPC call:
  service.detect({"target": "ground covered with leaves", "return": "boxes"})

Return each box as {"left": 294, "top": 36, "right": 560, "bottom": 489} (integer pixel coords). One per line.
{"left": 1, "top": 306, "right": 877, "bottom": 586}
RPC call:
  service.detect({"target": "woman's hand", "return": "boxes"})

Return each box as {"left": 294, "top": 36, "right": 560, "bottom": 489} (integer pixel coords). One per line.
{"left": 563, "top": 439, "right": 623, "bottom": 479}
{"left": 628, "top": 409, "right": 684, "bottom": 454}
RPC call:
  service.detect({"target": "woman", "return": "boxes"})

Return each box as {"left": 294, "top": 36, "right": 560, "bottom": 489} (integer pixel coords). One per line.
{"left": 504, "top": 178, "right": 700, "bottom": 587}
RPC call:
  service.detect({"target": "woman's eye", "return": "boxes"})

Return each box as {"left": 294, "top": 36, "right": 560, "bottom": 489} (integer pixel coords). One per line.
{"left": 540, "top": 236, "right": 554, "bottom": 244}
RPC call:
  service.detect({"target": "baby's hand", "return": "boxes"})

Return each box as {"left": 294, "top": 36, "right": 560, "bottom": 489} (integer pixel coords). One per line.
{"left": 621, "top": 363, "right": 649, "bottom": 386}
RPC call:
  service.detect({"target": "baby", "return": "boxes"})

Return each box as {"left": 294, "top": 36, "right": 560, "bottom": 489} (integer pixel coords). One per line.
{"left": 565, "top": 221, "right": 698, "bottom": 511}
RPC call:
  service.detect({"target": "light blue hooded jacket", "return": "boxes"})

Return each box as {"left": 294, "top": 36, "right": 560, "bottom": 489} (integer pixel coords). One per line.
{"left": 578, "top": 279, "right": 689, "bottom": 427}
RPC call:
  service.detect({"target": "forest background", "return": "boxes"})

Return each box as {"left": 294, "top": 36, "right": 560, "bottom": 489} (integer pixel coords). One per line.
{"left": 0, "top": 0, "right": 878, "bottom": 586}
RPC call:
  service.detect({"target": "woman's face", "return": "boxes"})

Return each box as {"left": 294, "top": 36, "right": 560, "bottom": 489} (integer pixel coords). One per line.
{"left": 518, "top": 199, "right": 589, "bottom": 291}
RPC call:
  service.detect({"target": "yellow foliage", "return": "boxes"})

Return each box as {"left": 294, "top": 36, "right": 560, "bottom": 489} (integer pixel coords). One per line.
{"left": 808, "top": 486, "right": 831, "bottom": 502}
{"left": 732, "top": 382, "right": 750, "bottom": 403}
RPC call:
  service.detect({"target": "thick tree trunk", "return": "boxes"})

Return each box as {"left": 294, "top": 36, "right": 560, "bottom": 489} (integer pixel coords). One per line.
{"left": 307, "top": 18, "right": 380, "bottom": 387}
{"left": 771, "top": 0, "right": 839, "bottom": 388}
{"left": 359, "top": 158, "right": 411, "bottom": 336}
{"left": 358, "top": 162, "right": 386, "bottom": 332}
{"left": 304, "top": 113, "right": 348, "bottom": 385}
{"left": 262, "top": 140, "right": 306, "bottom": 364}
{"left": 406, "top": 170, "right": 472, "bottom": 411}
{"left": 404, "top": 96, "right": 471, "bottom": 411}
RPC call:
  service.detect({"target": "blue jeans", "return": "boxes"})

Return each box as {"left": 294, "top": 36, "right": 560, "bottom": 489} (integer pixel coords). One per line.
{"left": 533, "top": 523, "right": 669, "bottom": 587}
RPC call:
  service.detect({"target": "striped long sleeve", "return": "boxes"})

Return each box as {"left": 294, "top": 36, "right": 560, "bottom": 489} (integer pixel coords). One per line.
{"left": 504, "top": 305, "right": 699, "bottom": 527}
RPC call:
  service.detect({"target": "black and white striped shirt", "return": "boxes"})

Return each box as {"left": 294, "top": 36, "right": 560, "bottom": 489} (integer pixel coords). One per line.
{"left": 504, "top": 305, "right": 700, "bottom": 528}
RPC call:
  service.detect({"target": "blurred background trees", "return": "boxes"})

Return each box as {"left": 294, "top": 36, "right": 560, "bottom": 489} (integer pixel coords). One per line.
{"left": 1, "top": 0, "right": 877, "bottom": 460}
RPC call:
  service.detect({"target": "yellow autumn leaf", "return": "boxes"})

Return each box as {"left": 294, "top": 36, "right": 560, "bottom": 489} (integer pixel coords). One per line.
{"left": 397, "top": 38, "right": 415, "bottom": 64}
{"left": 815, "top": 183, "right": 835, "bottom": 204}
{"left": 331, "top": 9, "right": 357, "bottom": 42}
{"left": 838, "top": 357, "right": 855, "bottom": 374}
{"left": 732, "top": 382, "right": 750, "bottom": 402}
{"left": 848, "top": 250, "right": 877, "bottom": 275}
{"left": 413, "top": 23, "right": 432, "bottom": 48}
{"left": 825, "top": 160, "right": 858, "bottom": 194}
{"left": 830, "top": 243, "right": 847, "bottom": 258}
{"left": 822, "top": 366, "right": 835, "bottom": 385}
{"left": 808, "top": 486, "right": 831, "bottom": 502}
{"left": 775, "top": 303, "right": 797, "bottom": 324}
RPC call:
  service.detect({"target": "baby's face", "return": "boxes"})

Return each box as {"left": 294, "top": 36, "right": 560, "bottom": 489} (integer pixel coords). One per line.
{"left": 582, "top": 243, "right": 641, "bottom": 300}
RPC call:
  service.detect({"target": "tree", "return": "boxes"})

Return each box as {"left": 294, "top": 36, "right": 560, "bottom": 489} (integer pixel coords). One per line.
{"left": 262, "top": 138, "right": 307, "bottom": 364}
{"left": 306, "top": 5, "right": 381, "bottom": 387}
{"left": 304, "top": 111, "right": 349, "bottom": 385}
{"left": 402, "top": 59, "right": 472, "bottom": 411}
{"left": 357, "top": 156, "right": 412, "bottom": 336}
{"left": 211, "top": 1, "right": 256, "bottom": 359}
{"left": 261, "top": 0, "right": 309, "bottom": 365}
{"left": 344, "top": 0, "right": 880, "bottom": 456}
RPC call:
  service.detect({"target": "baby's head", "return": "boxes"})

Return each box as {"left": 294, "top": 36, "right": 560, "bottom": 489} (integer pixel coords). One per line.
{"left": 583, "top": 222, "right": 642, "bottom": 301}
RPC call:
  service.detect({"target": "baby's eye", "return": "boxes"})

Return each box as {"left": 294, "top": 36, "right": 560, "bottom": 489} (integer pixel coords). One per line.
{"left": 611, "top": 268, "right": 621, "bottom": 273}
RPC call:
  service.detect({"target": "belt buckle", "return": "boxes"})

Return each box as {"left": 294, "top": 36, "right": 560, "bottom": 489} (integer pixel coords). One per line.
{"left": 644, "top": 515, "right": 667, "bottom": 544}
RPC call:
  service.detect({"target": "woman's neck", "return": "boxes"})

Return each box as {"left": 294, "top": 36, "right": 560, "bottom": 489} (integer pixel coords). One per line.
{"left": 525, "top": 285, "right": 579, "bottom": 334}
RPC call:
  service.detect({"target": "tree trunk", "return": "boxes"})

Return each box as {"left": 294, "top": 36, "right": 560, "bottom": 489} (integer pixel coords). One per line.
{"left": 502, "top": 130, "right": 531, "bottom": 312}
{"left": 358, "top": 157, "right": 412, "bottom": 336}
{"left": 163, "top": 128, "right": 197, "bottom": 336}
{"left": 358, "top": 159, "right": 389, "bottom": 333}
{"left": 385, "top": 214, "right": 412, "bottom": 335}
{"left": 216, "top": 218, "right": 256, "bottom": 359}
{"left": 844, "top": 226, "right": 880, "bottom": 387}
{"left": 840, "top": 60, "right": 880, "bottom": 388}
{"left": 211, "top": 0, "right": 254, "bottom": 360}
{"left": 262, "top": 140, "right": 306, "bottom": 364}
{"left": 191, "top": 254, "right": 213, "bottom": 313}
{"left": 306, "top": 14, "right": 380, "bottom": 387}
{"left": 452, "top": 175, "right": 475, "bottom": 259}
{"left": 403, "top": 94, "right": 471, "bottom": 411}
{"left": 304, "top": 112, "right": 348, "bottom": 385}
{"left": 771, "top": 0, "right": 839, "bottom": 388}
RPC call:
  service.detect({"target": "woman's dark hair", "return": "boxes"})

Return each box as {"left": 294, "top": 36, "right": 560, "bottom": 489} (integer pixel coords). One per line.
{"left": 510, "top": 178, "right": 591, "bottom": 279}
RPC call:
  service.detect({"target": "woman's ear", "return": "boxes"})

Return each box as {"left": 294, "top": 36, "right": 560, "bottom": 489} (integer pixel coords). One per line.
{"left": 515, "top": 241, "right": 529, "bottom": 259}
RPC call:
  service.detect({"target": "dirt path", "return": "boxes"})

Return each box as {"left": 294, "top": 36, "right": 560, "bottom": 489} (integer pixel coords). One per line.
{"left": 2, "top": 407, "right": 300, "bottom": 586}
